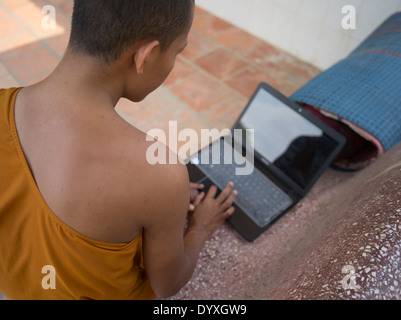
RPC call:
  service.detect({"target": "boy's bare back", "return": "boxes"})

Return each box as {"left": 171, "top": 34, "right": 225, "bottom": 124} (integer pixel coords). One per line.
{"left": 8, "top": 0, "right": 237, "bottom": 299}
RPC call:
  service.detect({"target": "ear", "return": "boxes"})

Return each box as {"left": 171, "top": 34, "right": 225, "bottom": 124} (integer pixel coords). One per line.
{"left": 133, "top": 40, "right": 160, "bottom": 75}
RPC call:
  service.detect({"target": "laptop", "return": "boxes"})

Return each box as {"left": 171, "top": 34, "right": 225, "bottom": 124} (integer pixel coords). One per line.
{"left": 186, "top": 82, "right": 346, "bottom": 242}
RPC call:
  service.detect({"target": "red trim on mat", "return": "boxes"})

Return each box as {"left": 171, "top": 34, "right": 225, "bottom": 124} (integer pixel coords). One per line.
{"left": 370, "top": 29, "right": 401, "bottom": 37}
{"left": 350, "top": 50, "right": 401, "bottom": 59}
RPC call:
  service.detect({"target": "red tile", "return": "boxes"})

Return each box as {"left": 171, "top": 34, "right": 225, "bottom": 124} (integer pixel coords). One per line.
{"left": 180, "top": 31, "right": 217, "bottom": 61}
{"left": 1, "top": 0, "right": 30, "bottom": 10}
{"left": 170, "top": 73, "right": 233, "bottom": 112}
{"left": 192, "top": 13, "right": 232, "bottom": 37}
{"left": 164, "top": 57, "right": 197, "bottom": 87}
{"left": 194, "top": 48, "right": 248, "bottom": 80}
{"left": 4, "top": 46, "right": 59, "bottom": 82}
{"left": 21, "top": 13, "right": 70, "bottom": 40}
{"left": 0, "top": 7, "right": 8, "bottom": 20}
{"left": 0, "top": 32, "right": 38, "bottom": 58}
{"left": 194, "top": 6, "right": 207, "bottom": 17}
{"left": 213, "top": 27, "right": 262, "bottom": 55}
{"left": 202, "top": 96, "right": 248, "bottom": 129}
{"left": 12, "top": 1, "right": 44, "bottom": 20}
{"left": 225, "top": 68, "right": 274, "bottom": 98}
{"left": 11, "top": 1, "right": 47, "bottom": 33}
{"left": 240, "top": 41, "right": 284, "bottom": 66}
{"left": 0, "top": 17, "right": 25, "bottom": 38}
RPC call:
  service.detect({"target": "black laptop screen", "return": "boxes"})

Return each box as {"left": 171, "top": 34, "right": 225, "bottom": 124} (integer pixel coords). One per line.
{"left": 234, "top": 88, "right": 339, "bottom": 190}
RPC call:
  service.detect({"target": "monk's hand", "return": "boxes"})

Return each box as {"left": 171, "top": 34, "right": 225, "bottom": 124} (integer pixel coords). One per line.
{"left": 188, "top": 182, "right": 205, "bottom": 212}
{"left": 187, "top": 182, "right": 237, "bottom": 238}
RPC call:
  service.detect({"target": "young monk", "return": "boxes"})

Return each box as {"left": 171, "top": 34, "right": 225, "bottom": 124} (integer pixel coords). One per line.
{"left": 0, "top": 0, "right": 237, "bottom": 300}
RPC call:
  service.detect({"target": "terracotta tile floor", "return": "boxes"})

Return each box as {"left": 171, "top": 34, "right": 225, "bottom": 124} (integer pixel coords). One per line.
{"left": 0, "top": 0, "right": 320, "bottom": 146}
{"left": 0, "top": 0, "right": 324, "bottom": 300}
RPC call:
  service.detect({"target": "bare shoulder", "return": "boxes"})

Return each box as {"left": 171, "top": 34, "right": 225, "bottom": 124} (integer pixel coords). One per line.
{"left": 52, "top": 115, "right": 190, "bottom": 244}
{"left": 129, "top": 133, "right": 191, "bottom": 225}
{"left": 102, "top": 124, "right": 191, "bottom": 241}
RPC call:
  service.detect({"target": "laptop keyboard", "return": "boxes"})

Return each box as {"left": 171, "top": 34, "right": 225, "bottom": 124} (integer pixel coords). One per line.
{"left": 195, "top": 141, "right": 293, "bottom": 228}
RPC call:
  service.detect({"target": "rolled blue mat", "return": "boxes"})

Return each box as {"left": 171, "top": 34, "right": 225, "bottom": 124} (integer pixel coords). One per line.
{"left": 291, "top": 12, "right": 401, "bottom": 169}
